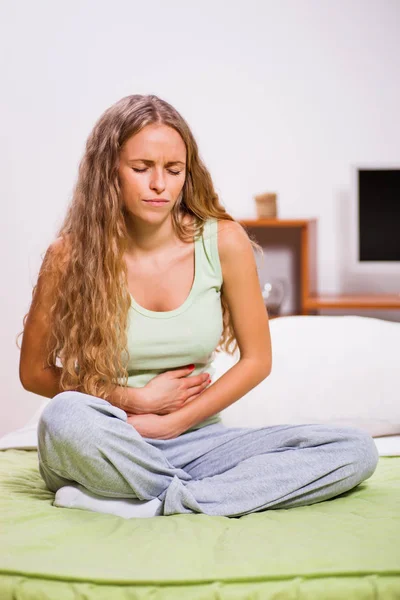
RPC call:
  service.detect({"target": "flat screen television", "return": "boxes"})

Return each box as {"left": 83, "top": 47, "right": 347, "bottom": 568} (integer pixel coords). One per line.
{"left": 358, "top": 168, "right": 400, "bottom": 262}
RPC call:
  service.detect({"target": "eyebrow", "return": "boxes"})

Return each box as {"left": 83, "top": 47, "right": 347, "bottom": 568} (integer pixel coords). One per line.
{"left": 128, "top": 158, "right": 186, "bottom": 166}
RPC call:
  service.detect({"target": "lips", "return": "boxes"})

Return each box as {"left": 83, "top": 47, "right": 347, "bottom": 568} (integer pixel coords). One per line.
{"left": 143, "top": 199, "right": 169, "bottom": 207}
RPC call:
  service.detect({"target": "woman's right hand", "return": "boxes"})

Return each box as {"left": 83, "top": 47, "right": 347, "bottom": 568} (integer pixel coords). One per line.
{"left": 135, "top": 366, "right": 212, "bottom": 415}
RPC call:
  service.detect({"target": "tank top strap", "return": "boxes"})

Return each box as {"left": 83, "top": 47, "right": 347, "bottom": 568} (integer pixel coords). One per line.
{"left": 199, "top": 217, "right": 223, "bottom": 284}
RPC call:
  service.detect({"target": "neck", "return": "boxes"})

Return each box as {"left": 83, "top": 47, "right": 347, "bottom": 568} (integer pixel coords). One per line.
{"left": 124, "top": 212, "right": 191, "bottom": 259}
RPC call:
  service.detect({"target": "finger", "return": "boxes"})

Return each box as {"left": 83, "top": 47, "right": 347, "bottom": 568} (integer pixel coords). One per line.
{"left": 186, "top": 374, "right": 209, "bottom": 389}
{"left": 183, "top": 394, "right": 198, "bottom": 405}
{"left": 172, "top": 365, "right": 197, "bottom": 378}
{"left": 185, "top": 383, "right": 207, "bottom": 399}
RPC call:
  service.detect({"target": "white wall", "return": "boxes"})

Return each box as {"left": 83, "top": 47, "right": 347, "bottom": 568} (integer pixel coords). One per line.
{"left": 1, "top": 0, "right": 399, "bottom": 436}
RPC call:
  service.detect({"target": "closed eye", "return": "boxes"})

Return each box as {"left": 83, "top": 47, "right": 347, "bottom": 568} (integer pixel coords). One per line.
{"left": 132, "top": 168, "right": 182, "bottom": 176}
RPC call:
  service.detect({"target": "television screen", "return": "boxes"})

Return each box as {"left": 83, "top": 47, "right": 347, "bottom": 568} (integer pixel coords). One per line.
{"left": 358, "top": 169, "right": 400, "bottom": 261}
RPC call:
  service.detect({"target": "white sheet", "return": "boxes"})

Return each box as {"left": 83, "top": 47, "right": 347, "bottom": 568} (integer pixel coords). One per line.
{"left": 0, "top": 423, "right": 38, "bottom": 450}
{"left": 1, "top": 421, "right": 400, "bottom": 456}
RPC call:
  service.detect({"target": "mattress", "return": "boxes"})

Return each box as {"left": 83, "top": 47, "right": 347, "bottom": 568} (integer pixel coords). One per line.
{"left": 1, "top": 449, "right": 399, "bottom": 599}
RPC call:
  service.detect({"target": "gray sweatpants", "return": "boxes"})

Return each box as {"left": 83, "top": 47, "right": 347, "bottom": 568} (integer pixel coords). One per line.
{"left": 37, "top": 391, "right": 379, "bottom": 517}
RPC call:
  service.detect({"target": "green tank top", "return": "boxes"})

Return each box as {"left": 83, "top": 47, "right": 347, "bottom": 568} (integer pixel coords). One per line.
{"left": 119, "top": 217, "right": 224, "bottom": 433}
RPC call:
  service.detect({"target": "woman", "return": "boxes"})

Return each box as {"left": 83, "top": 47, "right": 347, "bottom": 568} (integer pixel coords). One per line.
{"left": 17, "top": 94, "right": 379, "bottom": 518}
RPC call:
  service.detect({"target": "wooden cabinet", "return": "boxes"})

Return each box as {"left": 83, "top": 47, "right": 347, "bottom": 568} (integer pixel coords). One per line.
{"left": 239, "top": 218, "right": 400, "bottom": 316}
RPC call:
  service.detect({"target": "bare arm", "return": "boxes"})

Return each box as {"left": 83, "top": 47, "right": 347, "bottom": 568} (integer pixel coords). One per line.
{"left": 169, "top": 220, "right": 272, "bottom": 434}
{"left": 170, "top": 358, "right": 269, "bottom": 433}
{"left": 22, "top": 364, "right": 144, "bottom": 413}
{"left": 19, "top": 237, "right": 145, "bottom": 414}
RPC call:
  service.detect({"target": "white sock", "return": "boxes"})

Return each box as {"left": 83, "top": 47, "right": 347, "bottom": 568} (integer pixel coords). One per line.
{"left": 53, "top": 485, "right": 163, "bottom": 519}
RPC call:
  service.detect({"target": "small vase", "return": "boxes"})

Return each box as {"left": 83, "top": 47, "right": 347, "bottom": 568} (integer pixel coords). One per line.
{"left": 254, "top": 192, "right": 278, "bottom": 218}
{"left": 262, "top": 278, "right": 287, "bottom": 316}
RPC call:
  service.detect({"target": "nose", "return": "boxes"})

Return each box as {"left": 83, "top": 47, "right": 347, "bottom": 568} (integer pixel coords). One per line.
{"left": 150, "top": 168, "right": 166, "bottom": 193}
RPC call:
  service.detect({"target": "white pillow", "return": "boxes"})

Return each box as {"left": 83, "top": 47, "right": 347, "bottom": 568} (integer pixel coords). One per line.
{"left": 217, "top": 315, "right": 400, "bottom": 437}
{"left": 0, "top": 399, "right": 50, "bottom": 449}
{"left": 1, "top": 315, "right": 398, "bottom": 451}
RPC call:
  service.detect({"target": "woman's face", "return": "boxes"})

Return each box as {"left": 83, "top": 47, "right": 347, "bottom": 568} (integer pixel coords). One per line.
{"left": 118, "top": 123, "right": 187, "bottom": 221}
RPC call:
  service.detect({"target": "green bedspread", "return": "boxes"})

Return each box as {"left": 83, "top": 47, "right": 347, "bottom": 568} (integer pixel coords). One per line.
{"left": 0, "top": 449, "right": 399, "bottom": 599}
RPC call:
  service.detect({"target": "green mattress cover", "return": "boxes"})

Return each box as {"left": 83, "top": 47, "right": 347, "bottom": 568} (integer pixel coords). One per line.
{"left": 0, "top": 449, "right": 399, "bottom": 600}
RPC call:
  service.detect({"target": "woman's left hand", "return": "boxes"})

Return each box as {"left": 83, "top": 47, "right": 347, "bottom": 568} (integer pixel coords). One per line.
{"left": 126, "top": 412, "right": 181, "bottom": 440}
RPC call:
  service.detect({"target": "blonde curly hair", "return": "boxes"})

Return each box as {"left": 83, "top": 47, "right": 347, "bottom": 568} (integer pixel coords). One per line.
{"left": 16, "top": 94, "right": 263, "bottom": 400}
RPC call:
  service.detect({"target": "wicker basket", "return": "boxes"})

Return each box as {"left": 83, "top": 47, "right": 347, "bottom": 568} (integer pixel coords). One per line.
{"left": 254, "top": 192, "right": 278, "bottom": 218}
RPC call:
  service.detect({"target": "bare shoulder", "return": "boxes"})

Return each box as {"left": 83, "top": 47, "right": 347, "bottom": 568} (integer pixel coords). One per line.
{"left": 49, "top": 235, "right": 70, "bottom": 255}
{"left": 45, "top": 235, "right": 71, "bottom": 271}
{"left": 50, "top": 236, "right": 65, "bottom": 251}
{"left": 216, "top": 219, "right": 253, "bottom": 267}
{"left": 33, "top": 236, "right": 70, "bottom": 303}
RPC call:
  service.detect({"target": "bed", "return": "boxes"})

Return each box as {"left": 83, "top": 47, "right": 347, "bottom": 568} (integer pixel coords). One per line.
{"left": 2, "top": 315, "right": 399, "bottom": 599}
{"left": 1, "top": 447, "right": 399, "bottom": 599}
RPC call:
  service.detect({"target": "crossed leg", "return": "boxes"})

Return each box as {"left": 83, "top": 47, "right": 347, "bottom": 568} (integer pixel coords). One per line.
{"left": 38, "top": 392, "right": 379, "bottom": 517}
